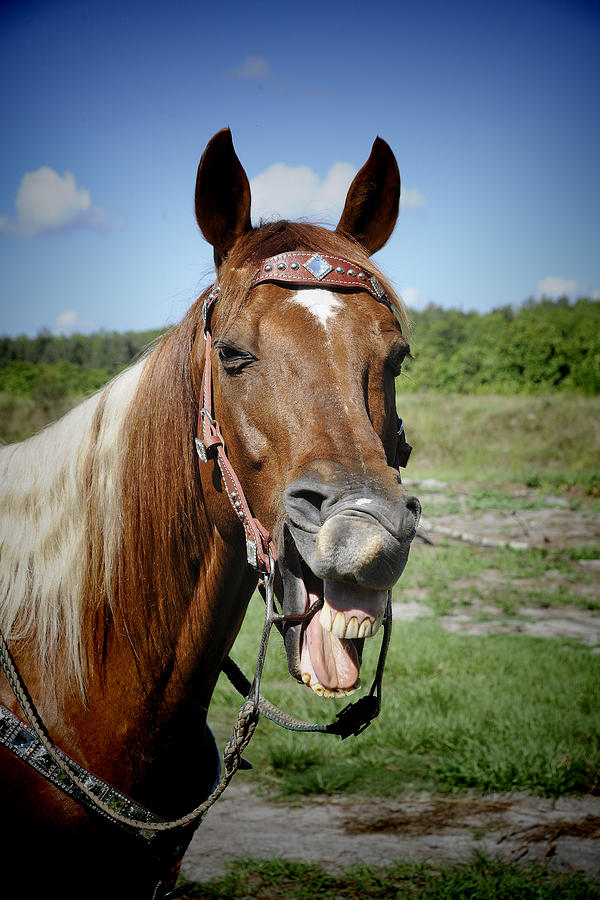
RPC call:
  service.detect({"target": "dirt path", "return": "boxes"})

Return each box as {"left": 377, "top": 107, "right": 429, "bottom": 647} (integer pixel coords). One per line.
{"left": 182, "top": 782, "right": 600, "bottom": 882}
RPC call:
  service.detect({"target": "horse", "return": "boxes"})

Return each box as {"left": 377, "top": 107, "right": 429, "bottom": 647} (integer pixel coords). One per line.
{"left": 0, "top": 128, "right": 420, "bottom": 899}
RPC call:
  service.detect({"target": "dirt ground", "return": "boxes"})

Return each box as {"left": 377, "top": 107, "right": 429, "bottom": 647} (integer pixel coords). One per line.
{"left": 183, "top": 486, "right": 600, "bottom": 885}
{"left": 182, "top": 782, "right": 600, "bottom": 882}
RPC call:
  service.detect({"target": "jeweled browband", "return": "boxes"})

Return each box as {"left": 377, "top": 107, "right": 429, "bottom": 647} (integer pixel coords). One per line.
{"left": 249, "top": 251, "right": 393, "bottom": 308}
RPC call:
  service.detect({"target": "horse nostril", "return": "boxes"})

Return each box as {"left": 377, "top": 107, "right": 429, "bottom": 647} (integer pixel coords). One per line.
{"left": 405, "top": 495, "right": 421, "bottom": 520}
{"left": 283, "top": 482, "right": 331, "bottom": 530}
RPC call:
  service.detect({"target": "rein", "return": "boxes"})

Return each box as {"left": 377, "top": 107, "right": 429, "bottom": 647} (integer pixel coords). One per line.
{"left": 0, "top": 250, "right": 410, "bottom": 896}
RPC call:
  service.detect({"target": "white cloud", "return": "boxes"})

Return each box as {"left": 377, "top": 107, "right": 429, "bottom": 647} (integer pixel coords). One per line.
{"left": 228, "top": 55, "right": 272, "bottom": 80}
{"left": 0, "top": 166, "right": 107, "bottom": 237}
{"left": 399, "top": 286, "right": 422, "bottom": 308}
{"left": 54, "top": 310, "right": 78, "bottom": 333}
{"left": 537, "top": 276, "right": 580, "bottom": 298}
{"left": 250, "top": 161, "right": 357, "bottom": 223}
{"left": 53, "top": 310, "right": 96, "bottom": 335}
{"left": 401, "top": 186, "right": 428, "bottom": 210}
{"left": 250, "top": 160, "right": 428, "bottom": 224}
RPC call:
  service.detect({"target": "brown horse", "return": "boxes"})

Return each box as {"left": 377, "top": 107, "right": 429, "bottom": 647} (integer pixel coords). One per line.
{"left": 0, "top": 129, "right": 420, "bottom": 898}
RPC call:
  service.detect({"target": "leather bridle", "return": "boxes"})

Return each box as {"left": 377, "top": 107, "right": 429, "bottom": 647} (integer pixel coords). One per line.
{"left": 195, "top": 249, "right": 410, "bottom": 577}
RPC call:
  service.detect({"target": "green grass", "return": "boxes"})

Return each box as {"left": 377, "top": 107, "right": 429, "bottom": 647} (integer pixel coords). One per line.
{"left": 398, "top": 539, "right": 600, "bottom": 614}
{"left": 0, "top": 390, "right": 86, "bottom": 444}
{"left": 396, "top": 391, "right": 600, "bottom": 492}
{"left": 175, "top": 856, "right": 600, "bottom": 899}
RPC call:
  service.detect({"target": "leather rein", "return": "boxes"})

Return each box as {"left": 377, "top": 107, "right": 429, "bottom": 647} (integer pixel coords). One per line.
{"left": 0, "top": 250, "right": 411, "bottom": 896}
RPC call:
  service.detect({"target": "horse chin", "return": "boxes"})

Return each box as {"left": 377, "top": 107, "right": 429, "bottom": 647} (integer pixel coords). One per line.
{"left": 277, "top": 533, "right": 387, "bottom": 699}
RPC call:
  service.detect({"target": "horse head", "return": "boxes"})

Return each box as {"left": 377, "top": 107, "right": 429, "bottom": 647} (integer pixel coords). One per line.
{"left": 193, "top": 129, "right": 421, "bottom": 699}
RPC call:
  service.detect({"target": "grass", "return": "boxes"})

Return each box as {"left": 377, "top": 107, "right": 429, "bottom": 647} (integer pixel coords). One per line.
{"left": 0, "top": 390, "right": 81, "bottom": 444}
{"left": 398, "top": 539, "right": 600, "bottom": 614}
{"left": 395, "top": 391, "right": 600, "bottom": 492}
{"left": 175, "top": 856, "right": 600, "bottom": 899}
{"left": 3, "top": 389, "right": 599, "bottom": 492}
{"left": 210, "top": 593, "right": 600, "bottom": 800}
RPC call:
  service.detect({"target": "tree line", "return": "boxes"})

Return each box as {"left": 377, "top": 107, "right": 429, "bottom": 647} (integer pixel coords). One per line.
{"left": 0, "top": 297, "right": 598, "bottom": 400}
{"left": 402, "top": 296, "right": 598, "bottom": 394}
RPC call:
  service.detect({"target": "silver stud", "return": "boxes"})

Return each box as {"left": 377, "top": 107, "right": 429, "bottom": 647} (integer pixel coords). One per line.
{"left": 348, "top": 269, "right": 357, "bottom": 277}
{"left": 291, "top": 262, "right": 299, "bottom": 270}
{"left": 335, "top": 266, "right": 345, "bottom": 273}
{"left": 265, "top": 264, "right": 273, "bottom": 272}
{"left": 358, "top": 272, "right": 366, "bottom": 280}
{"left": 277, "top": 262, "right": 286, "bottom": 270}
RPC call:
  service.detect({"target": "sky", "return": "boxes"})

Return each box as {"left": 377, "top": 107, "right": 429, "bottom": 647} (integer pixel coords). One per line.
{"left": 0, "top": 0, "right": 598, "bottom": 337}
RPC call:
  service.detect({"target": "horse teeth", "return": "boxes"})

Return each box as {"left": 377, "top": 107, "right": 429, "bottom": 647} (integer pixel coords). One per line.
{"left": 370, "top": 610, "right": 385, "bottom": 636}
{"left": 331, "top": 611, "right": 347, "bottom": 638}
{"left": 345, "top": 616, "right": 359, "bottom": 639}
{"left": 358, "top": 618, "right": 372, "bottom": 638}
{"left": 304, "top": 677, "right": 360, "bottom": 699}
{"left": 319, "top": 603, "right": 332, "bottom": 632}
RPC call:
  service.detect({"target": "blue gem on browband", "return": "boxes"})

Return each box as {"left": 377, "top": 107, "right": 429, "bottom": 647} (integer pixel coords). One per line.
{"left": 303, "top": 254, "right": 333, "bottom": 281}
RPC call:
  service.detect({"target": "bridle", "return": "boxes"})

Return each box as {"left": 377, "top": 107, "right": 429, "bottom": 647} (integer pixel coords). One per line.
{"left": 196, "top": 250, "right": 411, "bottom": 570}
{"left": 0, "top": 250, "right": 412, "bottom": 898}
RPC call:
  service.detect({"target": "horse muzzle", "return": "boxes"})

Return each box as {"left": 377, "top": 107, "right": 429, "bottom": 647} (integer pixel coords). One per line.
{"left": 276, "top": 467, "right": 421, "bottom": 698}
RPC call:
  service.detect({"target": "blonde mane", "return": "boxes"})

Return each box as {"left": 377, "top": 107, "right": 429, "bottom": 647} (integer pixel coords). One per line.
{"left": 0, "top": 360, "right": 147, "bottom": 687}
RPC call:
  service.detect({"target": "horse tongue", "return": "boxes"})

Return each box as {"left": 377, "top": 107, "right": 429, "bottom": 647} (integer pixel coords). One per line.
{"left": 305, "top": 602, "right": 359, "bottom": 691}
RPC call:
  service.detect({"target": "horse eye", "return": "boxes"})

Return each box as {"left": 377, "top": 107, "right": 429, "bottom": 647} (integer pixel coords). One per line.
{"left": 218, "top": 345, "right": 240, "bottom": 362}
{"left": 216, "top": 342, "right": 254, "bottom": 371}
{"left": 387, "top": 344, "right": 410, "bottom": 377}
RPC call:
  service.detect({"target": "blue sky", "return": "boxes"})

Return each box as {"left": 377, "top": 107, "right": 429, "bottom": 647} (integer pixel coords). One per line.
{"left": 0, "top": 0, "right": 598, "bottom": 337}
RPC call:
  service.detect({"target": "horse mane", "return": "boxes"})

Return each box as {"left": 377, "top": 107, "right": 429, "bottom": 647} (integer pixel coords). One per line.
{"left": 83, "top": 302, "right": 209, "bottom": 684}
{"left": 0, "top": 219, "right": 406, "bottom": 693}
{"left": 0, "top": 361, "right": 150, "bottom": 689}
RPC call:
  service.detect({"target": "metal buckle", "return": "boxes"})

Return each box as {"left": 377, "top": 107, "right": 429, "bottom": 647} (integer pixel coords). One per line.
{"left": 246, "top": 539, "right": 257, "bottom": 567}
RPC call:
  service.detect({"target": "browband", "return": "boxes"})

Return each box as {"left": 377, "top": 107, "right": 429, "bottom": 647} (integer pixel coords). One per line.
{"left": 250, "top": 251, "right": 393, "bottom": 308}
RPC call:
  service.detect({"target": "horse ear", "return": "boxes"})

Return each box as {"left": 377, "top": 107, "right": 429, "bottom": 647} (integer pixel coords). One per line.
{"left": 336, "top": 137, "right": 400, "bottom": 255}
{"left": 195, "top": 128, "right": 252, "bottom": 267}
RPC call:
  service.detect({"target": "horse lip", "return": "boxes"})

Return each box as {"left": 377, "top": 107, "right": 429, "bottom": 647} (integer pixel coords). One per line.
{"left": 286, "top": 508, "right": 411, "bottom": 592}
{"left": 325, "top": 501, "right": 420, "bottom": 544}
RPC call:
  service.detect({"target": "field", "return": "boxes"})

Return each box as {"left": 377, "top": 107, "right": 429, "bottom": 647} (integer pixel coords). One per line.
{"left": 1, "top": 386, "right": 598, "bottom": 897}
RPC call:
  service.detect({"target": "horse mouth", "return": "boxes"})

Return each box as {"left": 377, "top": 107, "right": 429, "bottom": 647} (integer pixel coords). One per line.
{"left": 278, "top": 534, "right": 388, "bottom": 699}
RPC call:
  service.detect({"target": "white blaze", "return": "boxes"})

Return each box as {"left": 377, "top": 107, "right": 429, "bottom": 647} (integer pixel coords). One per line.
{"left": 288, "top": 288, "right": 343, "bottom": 329}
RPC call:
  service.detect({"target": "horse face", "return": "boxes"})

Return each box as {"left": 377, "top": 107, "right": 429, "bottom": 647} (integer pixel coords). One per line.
{"left": 194, "top": 130, "right": 421, "bottom": 697}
